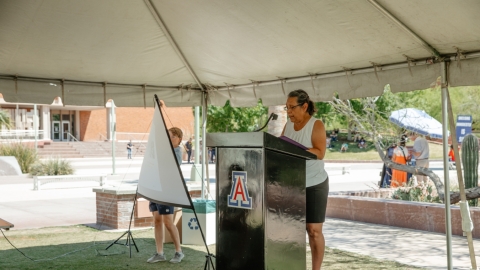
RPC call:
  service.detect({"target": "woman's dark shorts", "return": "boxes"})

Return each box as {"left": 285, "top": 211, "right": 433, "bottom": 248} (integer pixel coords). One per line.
{"left": 149, "top": 202, "right": 174, "bottom": 215}
{"left": 306, "top": 177, "right": 329, "bottom": 223}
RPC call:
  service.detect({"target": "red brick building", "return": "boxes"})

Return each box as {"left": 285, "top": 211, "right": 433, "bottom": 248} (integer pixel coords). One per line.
{"left": 80, "top": 104, "right": 194, "bottom": 141}
{"left": 0, "top": 94, "right": 194, "bottom": 142}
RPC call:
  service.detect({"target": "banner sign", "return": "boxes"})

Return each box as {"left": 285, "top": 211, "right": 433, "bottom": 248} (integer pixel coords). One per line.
{"left": 456, "top": 115, "right": 472, "bottom": 143}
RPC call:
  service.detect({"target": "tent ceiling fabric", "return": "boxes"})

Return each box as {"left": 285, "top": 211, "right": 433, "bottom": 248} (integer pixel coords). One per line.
{"left": 0, "top": 0, "right": 479, "bottom": 107}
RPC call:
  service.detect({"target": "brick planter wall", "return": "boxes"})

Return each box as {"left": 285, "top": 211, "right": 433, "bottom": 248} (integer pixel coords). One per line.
{"left": 95, "top": 192, "right": 153, "bottom": 230}
{"left": 326, "top": 195, "right": 480, "bottom": 238}
{"left": 329, "top": 189, "right": 394, "bottom": 199}
{"left": 93, "top": 187, "right": 187, "bottom": 243}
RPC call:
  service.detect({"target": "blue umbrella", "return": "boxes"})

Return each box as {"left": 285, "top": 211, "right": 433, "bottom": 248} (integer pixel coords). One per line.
{"left": 389, "top": 108, "right": 448, "bottom": 139}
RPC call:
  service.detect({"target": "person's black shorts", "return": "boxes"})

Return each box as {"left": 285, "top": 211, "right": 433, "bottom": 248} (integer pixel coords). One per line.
{"left": 306, "top": 177, "right": 329, "bottom": 223}
{"left": 149, "top": 202, "right": 174, "bottom": 215}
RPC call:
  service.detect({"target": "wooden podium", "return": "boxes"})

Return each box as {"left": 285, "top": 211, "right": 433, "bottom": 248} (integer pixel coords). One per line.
{"left": 207, "top": 132, "right": 316, "bottom": 270}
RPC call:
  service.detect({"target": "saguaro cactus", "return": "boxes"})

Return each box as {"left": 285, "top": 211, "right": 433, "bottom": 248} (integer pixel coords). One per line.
{"left": 461, "top": 134, "right": 479, "bottom": 206}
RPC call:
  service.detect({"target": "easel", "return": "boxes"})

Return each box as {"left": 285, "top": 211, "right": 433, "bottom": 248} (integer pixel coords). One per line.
{"left": 105, "top": 192, "right": 139, "bottom": 258}
{"left": 152, "top": 94, "right": 215, "bottom": 269}
{"left": 105, "top": 94, "right": 215, "bottom": 269}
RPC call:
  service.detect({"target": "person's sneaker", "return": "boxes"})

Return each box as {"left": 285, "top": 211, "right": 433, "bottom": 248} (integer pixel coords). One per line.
{"left": 169, "top": 252, "right": 185, "bottom": 263}
{"left": 147, "top": 252, "right": 166, "bottom": 263}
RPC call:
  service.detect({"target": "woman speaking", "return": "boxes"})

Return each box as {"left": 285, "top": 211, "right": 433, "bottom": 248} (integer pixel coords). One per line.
{"left": 281, "top": 89, "right": 329, "bottom": 270}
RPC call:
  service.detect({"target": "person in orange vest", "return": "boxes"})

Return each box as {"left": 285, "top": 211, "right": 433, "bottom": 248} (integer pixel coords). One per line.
{"left": 448, "top": 144, "right": 455, "bottom": 162}
{"left": 391, "top": 138, "right": 410, "bottom": 187}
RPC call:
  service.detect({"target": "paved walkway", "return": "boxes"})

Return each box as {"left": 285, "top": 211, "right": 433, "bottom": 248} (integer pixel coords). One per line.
{"left": 0, "top": 157, "right": 477, "bottom": 269}
{"left": 325, "top": 218, "right": 480, "bottom": 270}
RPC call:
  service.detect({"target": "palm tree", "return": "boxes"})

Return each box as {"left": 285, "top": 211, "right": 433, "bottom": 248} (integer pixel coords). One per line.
{"left": 0, "top": 110, "right": 12, "bottom": 130}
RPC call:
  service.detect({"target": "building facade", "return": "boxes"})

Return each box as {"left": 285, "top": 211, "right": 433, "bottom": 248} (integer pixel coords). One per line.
{"left": 0, "top": 94, "right": 194, "bottom": 142}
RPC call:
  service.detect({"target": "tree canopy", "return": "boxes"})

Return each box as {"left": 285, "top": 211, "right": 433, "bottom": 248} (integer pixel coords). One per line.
{"left": 206, "top": 100, "right": 268, "bottom": 133}
{"left": 317, "top": 85, "right": 480, "bottom": 132}
{"left": 204, "top": 85, "right": 480, "bottom": 134}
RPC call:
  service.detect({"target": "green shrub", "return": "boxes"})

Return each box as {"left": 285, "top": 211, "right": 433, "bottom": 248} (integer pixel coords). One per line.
{"left": 391, "top": 183, "right": 440, "bottom": 203}
{"left": 0, "top": 143, "right": 38, "bottom": 173}
{"left": 30, "top": 158, "right": 74, "bottom": 176}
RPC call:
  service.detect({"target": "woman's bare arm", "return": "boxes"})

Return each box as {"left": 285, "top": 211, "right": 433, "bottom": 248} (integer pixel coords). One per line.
{"left": 309, "top": 120, "right": 326, "bottom": 160}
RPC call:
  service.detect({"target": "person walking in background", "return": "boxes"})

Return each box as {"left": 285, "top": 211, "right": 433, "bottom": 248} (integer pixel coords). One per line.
{"left": 191, "top": 136, "right": 196, "bottom": 163}
{"left": 210, "top": 147, "right": 216, "bottom": 163}
{"left": 448, "top": 144, "right": 456, "bottom": 170}
{"left": 391, "top": 138, "right": 410, "bottom": 187}
{"left": 281, "top": 89, "right": 329, "bottom": 270}
{"left": 147, "top": 127, "right": 185, "bottom": 264}
{"left": 186, "top": 138, "right": 193, "bottom": 164}
{"left": 448, "top": 144, "right": 455, "bottom": 162}
{"left": 127, "top": 140, "right": 133, "bottom": 159}
{"left": 409, "top": 132, "right": 430, "bottom": 186}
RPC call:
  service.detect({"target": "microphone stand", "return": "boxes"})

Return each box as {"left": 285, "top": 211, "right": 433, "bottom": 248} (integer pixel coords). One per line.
{"left": 253, "top": 113, "right": 278, "bottom": 132}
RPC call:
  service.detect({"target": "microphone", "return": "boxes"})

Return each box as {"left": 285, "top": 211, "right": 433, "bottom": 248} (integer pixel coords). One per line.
{"left": 254, "top": 113, "right": 278, "bottom": 132}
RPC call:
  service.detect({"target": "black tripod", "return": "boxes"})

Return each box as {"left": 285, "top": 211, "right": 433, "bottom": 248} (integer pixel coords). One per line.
{"left": 204, "top": 253, "right": 216, "bottom": 270}
{"left": 105, "top": 193, "right": 139, "bottom": 258}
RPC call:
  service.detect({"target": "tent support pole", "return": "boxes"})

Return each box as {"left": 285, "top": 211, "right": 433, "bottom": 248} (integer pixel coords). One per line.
{"left": 441, "top": 61, "right": 453, "bottom": 270}
{"left": 144, "top": 0, "right": 205, "bottom": 90}
{"left": 34, "top": 104, "right": 38, "bottom": 152}
{"left": 201, "top": 91, "right": 208, "bottom": 199}
{"left": 195, "top": 107, "right": 200, "bottom": 164}
{"left": 146, "top": 0, "right": 212, "bottom": 196}
{"left": 203, "top": 91, "right": 211, "bottom": 199}
{"left": 111, "top": 100, "right": 116, "bottom": 175}
{"left": 367, "top": 0, "right": 440, "bottom": 57}
{"left": 445, "top": 79, "right": 477, "bottom": 268}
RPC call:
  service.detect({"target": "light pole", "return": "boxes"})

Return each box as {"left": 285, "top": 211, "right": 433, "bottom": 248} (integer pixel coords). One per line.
{"left": 110, "top": 100, "right": 116, "bottom": 175}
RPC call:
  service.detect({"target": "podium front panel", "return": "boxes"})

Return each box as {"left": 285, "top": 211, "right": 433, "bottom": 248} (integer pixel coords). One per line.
{"left": 265, "top": 149, "right": 306, "bottom": 269}
{"left": 216, "top": 148, "right": 264, "bottom": 269}
{"left": 216, "top": 146, "right": 306, "bottom": 270}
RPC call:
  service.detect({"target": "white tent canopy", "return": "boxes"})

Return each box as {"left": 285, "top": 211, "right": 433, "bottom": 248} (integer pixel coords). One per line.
{"left": 1, "top": 0, "right": 480, "bottom": 107}
{"left": 2, "top": 1, "right": 478, "bottom": 267}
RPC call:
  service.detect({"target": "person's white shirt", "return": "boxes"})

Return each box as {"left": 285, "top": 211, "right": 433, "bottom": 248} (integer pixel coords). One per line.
{"left": 413, "top": 137, "right": 429, "bottom": 160}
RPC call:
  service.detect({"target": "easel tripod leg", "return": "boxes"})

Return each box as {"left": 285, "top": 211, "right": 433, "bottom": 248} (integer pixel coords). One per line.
{"left": 105, "top": 230, "right": 128, "bottom": 250}
{"left": 204, "top": 254, "right": 215, "bottom": 270}
{"left": 105, "top": 192, "right": 139, "bottom": 258}
{"left": 129, "top": 231, "right": 139, "bottom": 252}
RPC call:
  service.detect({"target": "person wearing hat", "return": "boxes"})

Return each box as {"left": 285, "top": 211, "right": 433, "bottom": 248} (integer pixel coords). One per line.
{"left": 391, "top": 138, "right": 410, "bottom": 187}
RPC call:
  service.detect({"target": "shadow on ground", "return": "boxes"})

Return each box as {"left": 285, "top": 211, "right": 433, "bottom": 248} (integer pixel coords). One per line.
{"left": 0, "top": 226, "right": 214, "bottom": 270}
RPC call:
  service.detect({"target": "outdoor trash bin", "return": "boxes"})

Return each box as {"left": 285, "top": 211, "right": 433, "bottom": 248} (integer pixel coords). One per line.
{"left": 182, "top": 199, "right": 216, "bottom": 245}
